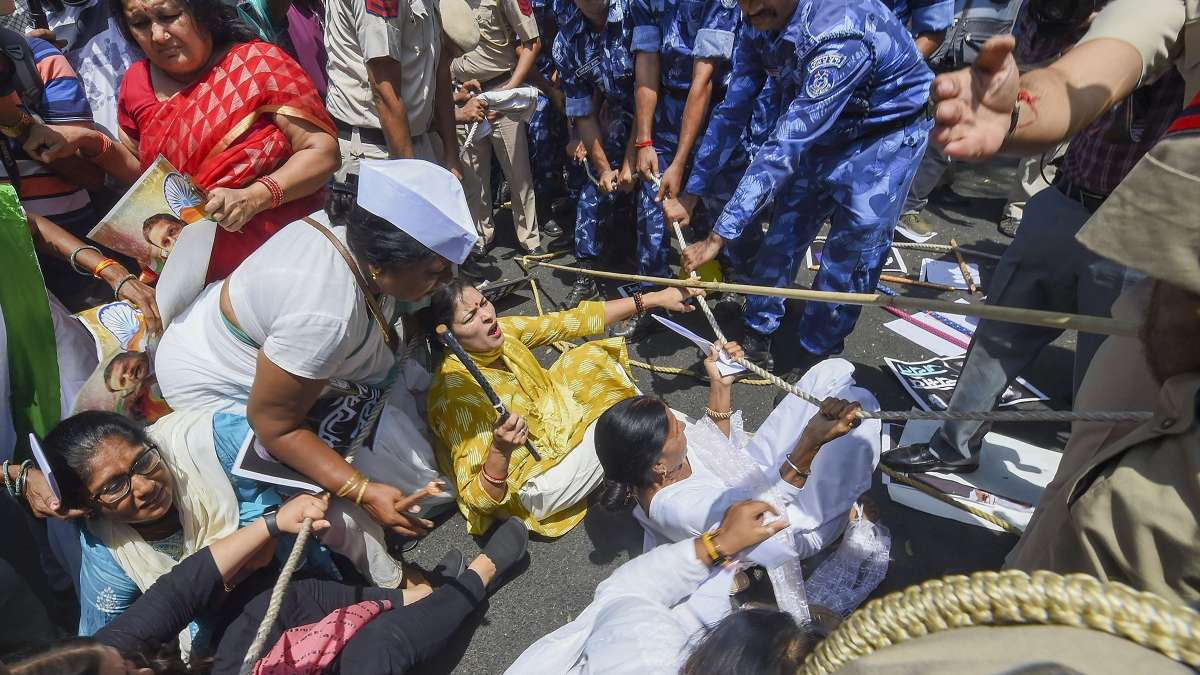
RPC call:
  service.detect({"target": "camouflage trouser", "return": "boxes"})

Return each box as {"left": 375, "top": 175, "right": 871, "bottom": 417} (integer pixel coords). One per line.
{"left": 527, "top": 95, "right": 585, "bottom": 202}
{"left": 574, "top": 112, "right": 633, "bottom": 262}
{"left": 737, "top": 119, "right": 930, "bottom": 355}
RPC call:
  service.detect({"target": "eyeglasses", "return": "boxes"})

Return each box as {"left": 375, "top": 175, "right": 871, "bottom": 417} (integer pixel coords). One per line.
{"left": 93, "top": 444, "right": 164, "bottom": 506}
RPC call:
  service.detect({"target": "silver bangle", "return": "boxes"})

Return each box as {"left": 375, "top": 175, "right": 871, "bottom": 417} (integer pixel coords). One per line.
{"left": 69, "top": 245, "right": 101, "bottom": 275}
{"left": 783, "top": 455, "right": 811, "bottom": 479}
{"left": 113, "top": 274, "right": 137, "bottom": 301}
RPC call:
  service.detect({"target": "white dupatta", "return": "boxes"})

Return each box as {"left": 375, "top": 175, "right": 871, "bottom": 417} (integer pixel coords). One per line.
{"left": 87, "top": 408, "right": 240, "bottom": 592}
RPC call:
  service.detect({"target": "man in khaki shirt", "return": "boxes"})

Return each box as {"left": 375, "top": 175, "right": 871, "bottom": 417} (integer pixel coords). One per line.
{"left": 453, "top": 0, "right": 542, "bottom": 254}
{"left": 325, "top": 0, "right": 477, "bottom": 183}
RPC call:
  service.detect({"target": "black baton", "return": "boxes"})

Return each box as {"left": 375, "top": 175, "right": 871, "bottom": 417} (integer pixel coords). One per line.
{"left": 436, "top": 325, "right": 542, "bottom": 461}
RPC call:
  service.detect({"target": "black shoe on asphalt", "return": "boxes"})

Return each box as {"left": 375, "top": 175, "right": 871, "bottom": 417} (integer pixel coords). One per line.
{"left": 523, "top": 244, "right": 547, "bottom": 256}
{"left": 541, "top": 218, "right": 564, "bottom": 239}
{"left": 481, "top": 517, "right": 529, "bottom": 582}
{"left": 880, "top": 442, "right": 980, "bottom": 474}
{"left": 608, "top": 312, "right": 659, "bottom": 341}
{"left": 473, "top": 239, "right": 494, "bottom": 257}
{"left": 741, "top": 329, "right": 775, "bottom": 372}
{"left": 459, "top": 254, "right": 488, "bottom": 280}
{"left": 430, "top": 548, "right": 466, "bottom": 583}
{"left": 564, "top": 275, "right": 599, "bottom": 308}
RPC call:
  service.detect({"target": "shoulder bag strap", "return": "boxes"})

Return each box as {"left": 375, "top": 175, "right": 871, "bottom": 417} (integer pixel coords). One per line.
{"left": 303, "top": 216, "right": 398, "bottom": 351}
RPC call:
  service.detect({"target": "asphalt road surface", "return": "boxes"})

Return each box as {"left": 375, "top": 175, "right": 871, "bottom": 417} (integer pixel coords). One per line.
{"left": 410, "top": 158, "right": 1076, "bottom": 674}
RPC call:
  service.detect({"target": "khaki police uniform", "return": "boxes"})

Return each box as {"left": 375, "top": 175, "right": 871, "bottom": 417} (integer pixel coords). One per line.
{"left": 452, "top": 0, "right": 540, "bottom": 251}
{"left": 1078, "top": 0, "right": 1200, "bottom": 101}
{"left": 325, "top": 0, "right": 444, "bottom": 180}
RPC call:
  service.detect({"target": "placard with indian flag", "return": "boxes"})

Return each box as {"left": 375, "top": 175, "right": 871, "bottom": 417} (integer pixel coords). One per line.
{"left": 88, "top": 155, "right": 210, "bottom": 278}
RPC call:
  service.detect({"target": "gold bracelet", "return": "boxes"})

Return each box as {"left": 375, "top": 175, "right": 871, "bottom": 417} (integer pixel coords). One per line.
{"left": 354, "top": 478, "right": 370, "bottom": 506}
{"left": 704, "top": 406, "right": 733, "bottom": 420}
{"left": 336, "top": 470, "right": 365, "bottom": 498}
{"left": 700, "top": 529, "right": 725, "bottom": 565}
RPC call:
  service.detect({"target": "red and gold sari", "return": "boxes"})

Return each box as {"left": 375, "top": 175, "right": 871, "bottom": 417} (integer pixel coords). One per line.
{"left": 117, "top": 41, "right": 336, "bottom": 282}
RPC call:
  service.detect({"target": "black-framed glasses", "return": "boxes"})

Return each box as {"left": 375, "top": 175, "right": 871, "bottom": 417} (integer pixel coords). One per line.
{"left": 93, "top": 444, "right": 164, "bottom": 506}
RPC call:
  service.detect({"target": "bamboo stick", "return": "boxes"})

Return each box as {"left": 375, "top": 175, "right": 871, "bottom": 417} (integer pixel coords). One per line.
{"left": 531, "top": 261, "right": 1140, "bottom": 337}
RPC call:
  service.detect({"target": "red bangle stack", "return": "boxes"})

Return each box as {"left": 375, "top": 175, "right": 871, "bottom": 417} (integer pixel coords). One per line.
{"left": 634, "top": 139, "right": 654, "bottom": 149}
{"left": 256, "top": 176, "right": 284, "bottom": 209}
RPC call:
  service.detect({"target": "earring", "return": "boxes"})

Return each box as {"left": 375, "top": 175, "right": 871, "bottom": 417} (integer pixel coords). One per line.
{"left": 370, "top": 269, "right": 380, "bottom": 281}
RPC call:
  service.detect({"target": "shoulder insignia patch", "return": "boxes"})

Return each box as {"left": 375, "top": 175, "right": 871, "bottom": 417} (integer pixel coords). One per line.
{"left": 805, "top": 68, "right": 835, "bottom": 98}
{"left": 367, "top": 0, "right": 399, "bottom": 18}
{"left": 518, "top": 0, "right": 534, "bottom": 15}
{"left": 720, "top": 0, "right": 737, "bottom": 8}
{"left": 807, "top": 52, "right": 845, "bottom": 73}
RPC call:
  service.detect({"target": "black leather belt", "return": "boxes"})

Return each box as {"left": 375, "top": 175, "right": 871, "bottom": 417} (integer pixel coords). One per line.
{"left": 1052, "top": 175, "right": 1108, "bottom": 214}
{"left": 334, "top": 118, "right": 388, "bottom": 147}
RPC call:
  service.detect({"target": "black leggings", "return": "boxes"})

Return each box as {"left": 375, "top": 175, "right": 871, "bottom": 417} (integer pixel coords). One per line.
{"left": 213, "top": 571, "right": 487, "bottom": 674}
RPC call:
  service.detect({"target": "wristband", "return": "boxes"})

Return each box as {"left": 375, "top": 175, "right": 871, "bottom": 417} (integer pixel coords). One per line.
{"left": 700, "top": 529, "right": 729, "bottom": 566}
{"left": 634, "top": 139, "right": 654, "bottom": 149}
{"left": 263, "top": 509, "right": 280, "bottom": 538}
{"left": 91, "top": 258, "right": 120, "bottom": 279}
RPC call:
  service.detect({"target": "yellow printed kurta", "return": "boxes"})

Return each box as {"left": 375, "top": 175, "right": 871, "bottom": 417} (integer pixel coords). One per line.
{"left": 428, "top": 302, "right": 637, "bottom": 536}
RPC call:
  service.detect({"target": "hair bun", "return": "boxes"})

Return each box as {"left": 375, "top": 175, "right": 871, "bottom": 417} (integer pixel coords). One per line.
{"left": 593, "top": 479, "right": 637, "bottom": 511}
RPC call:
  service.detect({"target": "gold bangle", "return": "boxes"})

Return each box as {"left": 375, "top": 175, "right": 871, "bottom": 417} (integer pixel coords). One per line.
{"left": 701, "top": 529, "right": 724, "bottom": 565}
{"left": 354, "top": 478, "right": 370, "bottom": 506}
{"left": 704, "top": 406, "right": 734, "bottom": 420}
{"left": 336, "top": 470, "right": 364, "bottom": 498}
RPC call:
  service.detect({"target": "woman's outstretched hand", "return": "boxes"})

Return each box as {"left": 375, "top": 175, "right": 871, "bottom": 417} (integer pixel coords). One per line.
{"left": 360, "top": 480, "right": 444, "bottom": 537}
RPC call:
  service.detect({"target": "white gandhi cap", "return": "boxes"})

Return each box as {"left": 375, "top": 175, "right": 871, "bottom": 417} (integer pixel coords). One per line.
{"left": 356, "top": 159, "right": 478, "bottom": 265}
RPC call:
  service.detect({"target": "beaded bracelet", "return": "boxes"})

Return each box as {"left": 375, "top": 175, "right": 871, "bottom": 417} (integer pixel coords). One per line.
{"left": 68, "top": 245, "right": 101, "bottom": 275}
{"left": 704, "top": 406, "right": 733, "bottom": 420}
{"left": 256, "top": 176, "right": 284, "bottom": 210}
{"left": 633, "top": 291, "right": 645, "bottom": 317}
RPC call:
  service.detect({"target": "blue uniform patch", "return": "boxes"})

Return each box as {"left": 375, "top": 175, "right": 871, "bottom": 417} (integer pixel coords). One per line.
{"left": 805, "top": 68, "right": 836, "bottom": 98}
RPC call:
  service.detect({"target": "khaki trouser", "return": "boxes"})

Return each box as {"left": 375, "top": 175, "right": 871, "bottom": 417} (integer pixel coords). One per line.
{"left": 335, "top": 129, "right": 443, "bottom": 182}
{"left": 458, "top": 115, "right": 539, "bottom": 251}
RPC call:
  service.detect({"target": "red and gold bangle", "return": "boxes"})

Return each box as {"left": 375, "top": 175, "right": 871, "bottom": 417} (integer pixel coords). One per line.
{"left": 480, "top": 467, "right": 508, "bottom": 487}
{"left": 633, "top": 291, "right": 646, "bottom": 317}
{"left": 634, "top": 139, "right": 654, "bottom": 149}
{"left": 91, "top": 258, "right": 120, "bottom": 279}
{"left": 256, "top": 176, "right": 284, "bottom": 209}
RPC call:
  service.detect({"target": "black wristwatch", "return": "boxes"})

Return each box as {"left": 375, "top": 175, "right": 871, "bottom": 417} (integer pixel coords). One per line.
{"left": 262, "top": 505, "right": 281, "bottom": 538}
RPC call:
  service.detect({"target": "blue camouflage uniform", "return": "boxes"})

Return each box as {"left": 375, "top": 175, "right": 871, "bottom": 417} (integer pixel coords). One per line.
{"left": 687, "top": 0, "right": 933, "bottom": 356}
{"left": 553, "top": 0, "right": 636, "bottom": 264}
{"left": 527, "top": 0, "right": 582, "bottom": 201}
{"left": 629, "top": 0, "right": 740, "bottom": 279}
{"left": 883, "top": 0, "right": 954, "bottom": 36}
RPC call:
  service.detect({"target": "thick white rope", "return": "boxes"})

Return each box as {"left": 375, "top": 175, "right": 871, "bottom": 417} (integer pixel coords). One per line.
{"left": 663, "top": 211, "right": 1151, "bottom": 424}
{"left": 238, "top": 380, "right": 395, "bottom": 675}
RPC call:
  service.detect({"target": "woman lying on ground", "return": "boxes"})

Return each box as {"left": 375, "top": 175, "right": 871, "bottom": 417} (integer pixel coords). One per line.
{"left": 594, "top": 346, "right": 888, "bottom": 622}
{"left": 26, "top": 0, "right": 339, "bottom": 284}
{"left": 426, "top": 277, "right": 700, "bottom": 537}
{"left": 156, "top": 161, "right": 476, "bottom": 589}
{"left": 6, "top": 494, "right": 529, "bottom": 675}
{"left": 42, "top": 410, "right": 441, "bottom": 640}
{"left": 506, "top": 499, "right": 822, "bottom": 674}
